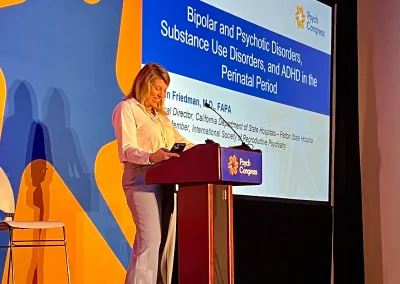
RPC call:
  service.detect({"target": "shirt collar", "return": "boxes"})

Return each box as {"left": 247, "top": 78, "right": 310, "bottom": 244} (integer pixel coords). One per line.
{"left": 128, "top": 97, "right": 161, "bottom": 121}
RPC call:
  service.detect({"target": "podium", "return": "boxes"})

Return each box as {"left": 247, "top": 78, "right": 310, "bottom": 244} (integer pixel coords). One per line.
{"left": 145, "top": 143, "right": 262, "bottom": 284}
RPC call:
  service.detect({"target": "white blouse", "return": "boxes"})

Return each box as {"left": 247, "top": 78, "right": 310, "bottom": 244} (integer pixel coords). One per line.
{"left": 112, "top": 97, "right": 194, "bottom": 165}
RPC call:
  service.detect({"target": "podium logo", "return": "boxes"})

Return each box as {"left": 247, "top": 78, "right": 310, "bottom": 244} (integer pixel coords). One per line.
{"left": 295, "top": 5, "right": 306, "bottom": 29}
{"left": 228, "top": 155, "right": 239, "bottom": 175}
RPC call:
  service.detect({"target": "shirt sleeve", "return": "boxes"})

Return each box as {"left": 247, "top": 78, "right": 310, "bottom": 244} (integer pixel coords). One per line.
{"left": 112, "top": 102, "right": 152, "bottom": 165}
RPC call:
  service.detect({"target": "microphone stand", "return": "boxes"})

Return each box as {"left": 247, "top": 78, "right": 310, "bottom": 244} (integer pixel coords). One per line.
{"left": 204, "top": 103, "right": 260, "bottom": 152}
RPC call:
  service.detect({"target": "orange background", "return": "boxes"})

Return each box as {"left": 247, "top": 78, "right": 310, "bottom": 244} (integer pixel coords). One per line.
{"left": 0, "top": 0, "right": 143, "bottom": 282}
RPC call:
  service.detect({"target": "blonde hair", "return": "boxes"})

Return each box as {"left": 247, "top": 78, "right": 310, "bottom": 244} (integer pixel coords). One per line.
{"left": 125, "top": 62, "right": 170, "bottom": 115}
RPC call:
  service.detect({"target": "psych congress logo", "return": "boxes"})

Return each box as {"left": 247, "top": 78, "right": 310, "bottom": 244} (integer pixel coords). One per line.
{"left": 295, "top": 5, "right": 326, "bottom": 37}
{"left": 227, "top": 155, "right": 259, "bottom": 177}
{"left": 295, "top": 6, "right": 306, "bottom": 29}
{"left": 228, "top": 155, "right": 238, "bottom": 176}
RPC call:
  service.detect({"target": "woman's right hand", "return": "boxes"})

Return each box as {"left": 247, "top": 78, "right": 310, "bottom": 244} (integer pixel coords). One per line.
{"left": 149, "top": 148, "right": 180, "bottom": 164}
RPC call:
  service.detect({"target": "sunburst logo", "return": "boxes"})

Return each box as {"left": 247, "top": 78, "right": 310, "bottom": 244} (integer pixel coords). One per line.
{"left": 228, "top": 155, "right": 238, "bottom": 175}
{"left": 295, "top": 5, "right": 306, "bottom": 29}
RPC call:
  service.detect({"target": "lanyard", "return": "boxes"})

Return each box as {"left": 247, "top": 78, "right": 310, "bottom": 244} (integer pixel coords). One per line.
{"left": 138, "top": 104, "right": 168, "bottom": 148}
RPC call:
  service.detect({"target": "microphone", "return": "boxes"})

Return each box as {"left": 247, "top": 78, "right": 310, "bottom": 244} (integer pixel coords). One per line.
{"left": 204, "top": 102, "right": 253, "bottom": 151}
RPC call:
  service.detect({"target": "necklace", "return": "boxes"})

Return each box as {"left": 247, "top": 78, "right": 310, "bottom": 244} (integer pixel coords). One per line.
{"left": 140, "top": 104, "right": 168, "bottom": 148}
{"left": 148, "top": 108, "right": 168, "bottom": 148}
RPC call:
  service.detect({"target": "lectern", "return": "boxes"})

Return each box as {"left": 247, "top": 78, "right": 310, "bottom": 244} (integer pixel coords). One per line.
{"left": 145, "top": 143, "right": 262, "bottom": 284}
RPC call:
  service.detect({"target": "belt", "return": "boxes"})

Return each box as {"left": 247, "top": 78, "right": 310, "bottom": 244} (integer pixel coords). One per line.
{"left": 123, "top": 162, "right": 152, "bottom": 174}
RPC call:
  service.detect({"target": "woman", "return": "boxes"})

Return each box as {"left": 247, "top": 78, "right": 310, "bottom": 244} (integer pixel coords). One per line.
{"left": 112, "top": 63, "right": 194, "bottom": 284}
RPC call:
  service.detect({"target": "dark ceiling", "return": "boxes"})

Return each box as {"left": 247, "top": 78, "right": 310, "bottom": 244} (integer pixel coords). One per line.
{"left": 318, "top": 0, "right": 357, "bottom": 6}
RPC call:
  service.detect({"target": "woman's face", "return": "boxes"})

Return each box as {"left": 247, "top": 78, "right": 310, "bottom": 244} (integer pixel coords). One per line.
{"left": 147, "top": 79, "right": 168, "bottom": 109}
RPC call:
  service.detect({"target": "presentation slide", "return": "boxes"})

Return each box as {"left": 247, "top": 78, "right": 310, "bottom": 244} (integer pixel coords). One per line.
{"left": 142, "top": 0, "right": 332, "bottom": 201}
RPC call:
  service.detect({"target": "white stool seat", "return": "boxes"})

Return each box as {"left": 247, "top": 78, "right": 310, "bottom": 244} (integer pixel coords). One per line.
{"left": 0, "top": 220, "right": 65, "bottom": 229}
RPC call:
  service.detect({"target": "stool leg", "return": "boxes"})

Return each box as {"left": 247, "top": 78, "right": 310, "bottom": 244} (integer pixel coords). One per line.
{"left": 9, "top": 230, "right": 15, "bottom": 284}
{"left": 62, "top": 227, "right": 71, "bottom": 284}
{"left": 6, "top": 233, "right": 11, "bottom": 284}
